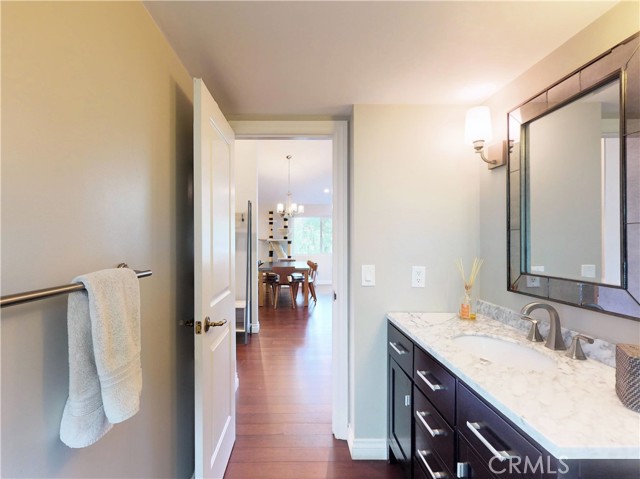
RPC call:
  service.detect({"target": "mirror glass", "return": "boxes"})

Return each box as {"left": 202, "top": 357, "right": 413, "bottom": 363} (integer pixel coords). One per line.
{"left": 526, "top": 79, "right": 621, "bottom": 285}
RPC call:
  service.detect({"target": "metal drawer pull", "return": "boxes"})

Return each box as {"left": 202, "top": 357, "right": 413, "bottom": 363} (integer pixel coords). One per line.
{"left": 389, "top": 341, "right": 408, "bottom": 356}
{"left": 417, "top": 449, "right": 448, "bottom": 479}
{"left": 466, "top": 421, "right": 517, "bottom": 462}
{"left": 416, "top": 410, "right": 445, "bottom": 437}
{"left": 416, "top": 370, "right": 444, "bottom": 391}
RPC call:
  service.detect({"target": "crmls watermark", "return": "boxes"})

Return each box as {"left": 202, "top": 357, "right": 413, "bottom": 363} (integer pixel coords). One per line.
{"left": 489, "top": 456, "right": 570, "bottom": 475}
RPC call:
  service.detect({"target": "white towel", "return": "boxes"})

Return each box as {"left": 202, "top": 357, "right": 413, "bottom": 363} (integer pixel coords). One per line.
{"left": 60, "top": 268, "right": 142, "bottom": 448}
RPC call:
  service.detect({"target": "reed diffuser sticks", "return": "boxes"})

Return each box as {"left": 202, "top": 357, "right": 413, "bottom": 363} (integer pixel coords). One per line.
{"left": 456, "top": 257, "right": 484, "bottom": 319}
{"left": 456, "top": 257, "right": 484, "bottom": 290}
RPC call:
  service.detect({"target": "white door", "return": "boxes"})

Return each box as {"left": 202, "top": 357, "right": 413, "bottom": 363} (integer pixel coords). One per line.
{"left": 194, "top": 78, "right": 236, "bottom": 479}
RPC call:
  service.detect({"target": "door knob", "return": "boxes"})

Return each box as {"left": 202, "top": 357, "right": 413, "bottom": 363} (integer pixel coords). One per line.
{"left": 204, "top": 317, "right": 227, "bottom": 333}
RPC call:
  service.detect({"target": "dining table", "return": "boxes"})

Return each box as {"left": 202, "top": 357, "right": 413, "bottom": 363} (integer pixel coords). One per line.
{"left": 258, "top": 260, "right": 311, "bottom": 307}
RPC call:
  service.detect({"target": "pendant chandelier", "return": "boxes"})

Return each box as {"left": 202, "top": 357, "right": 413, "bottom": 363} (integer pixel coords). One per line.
{"left": 277, "top": 155, "right": 304, "bottom": 218}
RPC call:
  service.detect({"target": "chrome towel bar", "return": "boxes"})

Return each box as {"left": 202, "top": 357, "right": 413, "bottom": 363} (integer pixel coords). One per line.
{"left": 0, "top": 265, "right": 152, "bottom": 308}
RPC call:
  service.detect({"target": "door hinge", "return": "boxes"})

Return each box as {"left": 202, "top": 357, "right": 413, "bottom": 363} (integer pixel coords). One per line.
{"left": 333, "top": 291, "right": 337, "bottom": 301}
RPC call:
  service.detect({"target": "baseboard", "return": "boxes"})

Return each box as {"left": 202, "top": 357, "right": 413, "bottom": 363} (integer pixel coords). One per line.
{"left": 250, "top": 322, "right": 260, "bottom": 333}
{"left": 346, "top": 425, "right": 388, "bottom": 460}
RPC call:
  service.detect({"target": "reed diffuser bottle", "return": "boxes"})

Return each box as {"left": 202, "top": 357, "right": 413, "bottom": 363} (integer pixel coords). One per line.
{"left": 456, "top": 258, "right": 483, "bottom": 320}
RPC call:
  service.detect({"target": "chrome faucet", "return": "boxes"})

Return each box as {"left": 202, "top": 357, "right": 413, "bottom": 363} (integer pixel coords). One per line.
{"left": 520, "top": 302, "right": 566, "bottom": 351}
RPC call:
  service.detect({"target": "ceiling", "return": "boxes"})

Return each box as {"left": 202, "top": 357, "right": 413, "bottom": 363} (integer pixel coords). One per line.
{"left": 253, "top": 139, "right": 334, "bottom": 206}
{"left": 145, "top": 1, "right": 618, "bottom": 208}
{"left": 145, "top": 0, "right": 618, "bottom": 118}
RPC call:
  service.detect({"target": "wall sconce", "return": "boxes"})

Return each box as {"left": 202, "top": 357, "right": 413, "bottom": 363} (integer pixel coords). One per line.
{"left": 464, "top": 106, "right": 506, "bottom": 170}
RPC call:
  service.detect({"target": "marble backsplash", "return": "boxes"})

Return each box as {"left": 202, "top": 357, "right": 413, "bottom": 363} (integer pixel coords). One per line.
{"left": 476, "top": 299, "right": 617, "bottom": 368}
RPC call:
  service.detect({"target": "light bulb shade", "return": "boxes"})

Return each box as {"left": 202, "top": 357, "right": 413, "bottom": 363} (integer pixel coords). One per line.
{"left": 290, "top": 203, "right": 298, "bottom": 213}
{"left": 277, "top": 203, "right": 284, "bottom": 213}
{"left": 464, "top": 106, "right": 493, "bottom": 145}
{"left": 298, "top": 205, "right": 304, "bottom": 214}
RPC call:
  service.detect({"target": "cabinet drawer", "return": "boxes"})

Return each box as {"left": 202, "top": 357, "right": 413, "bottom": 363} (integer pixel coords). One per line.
{"left": 414, "top": 385, "right": 455, "bottom": 474}
{"left": 414, "top": 441, "right": 453, "bottom": 479}
{"left": 458, "top": 435, "right": 497, "bottom": 479}
{"left": 413, "top": 460, "right": 430, "bottom": 479}
{"left": 457, "top": 383, "right": 543, "bottom": 479}
{"left": 388, "top": 324, "right": 414, "bottom": 376}
{"left": 414, "top": 347, "right": 456, "bottom": 425}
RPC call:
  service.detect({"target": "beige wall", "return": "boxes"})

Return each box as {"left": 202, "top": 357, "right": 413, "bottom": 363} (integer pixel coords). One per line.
{"left": 349, "top": 105, "right": 479, "bottom": 451}
{"left": 480, "top": 1, "right": 640, "bottom": 343}
{"left": 1, "top": 2, "right": 195, "bottom": 477}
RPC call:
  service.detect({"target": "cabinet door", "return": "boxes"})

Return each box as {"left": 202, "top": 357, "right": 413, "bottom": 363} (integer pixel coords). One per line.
{"left": 389, "top": 358, "right": 413, "bottom": 465}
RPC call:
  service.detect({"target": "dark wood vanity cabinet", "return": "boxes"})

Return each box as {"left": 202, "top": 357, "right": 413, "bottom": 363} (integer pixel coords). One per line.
{"left": 387, "top": 322, "right": 639, "bottom": 479}
{"left": 388, "top": 322, "right": 547, "bottom": 479}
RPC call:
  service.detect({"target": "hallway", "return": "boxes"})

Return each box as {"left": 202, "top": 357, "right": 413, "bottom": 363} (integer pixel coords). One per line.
{"left": 225, "top": 286, "right": 404, "bottom": 478}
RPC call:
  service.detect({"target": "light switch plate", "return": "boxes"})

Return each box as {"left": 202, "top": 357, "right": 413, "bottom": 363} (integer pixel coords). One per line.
{"left": 362, "top": 265, "right": 375, "bottom": 287}
{"left": 581, "top": 264, "right": 596, "bottom": 278}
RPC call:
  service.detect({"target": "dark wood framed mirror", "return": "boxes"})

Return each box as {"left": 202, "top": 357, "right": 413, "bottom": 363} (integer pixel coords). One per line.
{"left": 507, "top": 33, "right": 639, "bottom": 320}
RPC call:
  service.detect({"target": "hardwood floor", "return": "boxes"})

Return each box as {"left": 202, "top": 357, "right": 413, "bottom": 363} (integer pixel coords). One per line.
{"left": 225, "top": 286, "right": 404, "bottom": 479}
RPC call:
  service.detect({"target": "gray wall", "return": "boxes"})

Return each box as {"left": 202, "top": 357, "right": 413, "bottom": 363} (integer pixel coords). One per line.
{"left": 349, "top": 105, "right": 479, "bottom": 450}
{"left": 480, "top": 1, "right": 640, "bottom": 343}
{"left": 1, "top": 2, "right": 195, "bottom": 477}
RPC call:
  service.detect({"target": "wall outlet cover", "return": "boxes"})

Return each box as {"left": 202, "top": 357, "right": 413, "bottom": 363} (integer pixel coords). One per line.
{"left": 412, "top": 266, "right": 426, "bottom": 288}
{"left": 526, "top": 276, "right": 541, "bottom": 288}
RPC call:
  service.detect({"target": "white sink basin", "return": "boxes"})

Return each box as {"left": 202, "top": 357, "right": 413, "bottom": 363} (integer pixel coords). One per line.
{"left": 453, "top": 334, "right": 556, "bottom": 372}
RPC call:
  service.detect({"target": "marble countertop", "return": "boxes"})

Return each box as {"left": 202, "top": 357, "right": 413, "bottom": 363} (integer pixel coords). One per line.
{"left": 387, "top": 312, "right": 640, "bottom": 460}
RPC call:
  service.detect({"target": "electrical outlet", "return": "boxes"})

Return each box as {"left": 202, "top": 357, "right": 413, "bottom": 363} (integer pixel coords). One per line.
{"left": 412, "top": 266, "right": 426, "bottom": 288}
{"left": 527, "top": 276, "right": 541, "bottom": 288}
{"left": 528, "top": 266, "right": 544, "bottom": 288}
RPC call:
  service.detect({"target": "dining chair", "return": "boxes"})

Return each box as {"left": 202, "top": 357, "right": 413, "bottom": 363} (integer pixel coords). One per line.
{"left": 272, "top": 267, "right": 303, "bottom": 309}
{"left": 306, "top": 261, "right": 318, "bottom": 303}
{"left": 261, "top": 272, "right": 280, "bottom": 308}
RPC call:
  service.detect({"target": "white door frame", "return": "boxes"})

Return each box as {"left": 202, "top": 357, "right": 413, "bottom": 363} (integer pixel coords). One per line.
{"left": 230, "top": 120, "right": 349, "bottom": 440}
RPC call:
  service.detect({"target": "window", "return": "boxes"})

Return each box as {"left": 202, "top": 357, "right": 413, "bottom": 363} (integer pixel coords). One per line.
{"left": 292, "top": 217, "right": 332, "bottom": 255}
